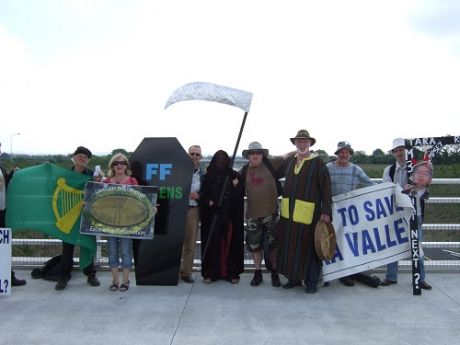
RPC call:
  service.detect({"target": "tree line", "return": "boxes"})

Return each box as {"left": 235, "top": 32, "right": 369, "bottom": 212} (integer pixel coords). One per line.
{"left": 2, "top": 146, "right": 460, "bottom": 172}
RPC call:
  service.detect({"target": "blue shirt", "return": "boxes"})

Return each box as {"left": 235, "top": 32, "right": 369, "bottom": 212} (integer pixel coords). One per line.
{"left": 326, "top": 162, "right": 374, "bottom": 196}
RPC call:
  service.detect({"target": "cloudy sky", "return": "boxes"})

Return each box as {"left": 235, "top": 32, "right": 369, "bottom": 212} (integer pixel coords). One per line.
{"left": 0, "top": 0, "right": 459, "bottom": 157}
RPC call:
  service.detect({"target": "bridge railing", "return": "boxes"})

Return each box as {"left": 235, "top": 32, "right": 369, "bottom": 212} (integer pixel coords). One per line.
{"left": 11, "top": 178, "right": 460, "bottom": 271}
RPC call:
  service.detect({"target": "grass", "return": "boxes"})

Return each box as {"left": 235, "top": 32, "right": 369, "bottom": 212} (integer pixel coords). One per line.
{"left": 11, "top": 163, "right": 460, "bottom": 256}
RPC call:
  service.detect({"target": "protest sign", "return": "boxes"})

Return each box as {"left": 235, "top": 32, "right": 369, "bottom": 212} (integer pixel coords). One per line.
{"left": 323, "top": 182, "right": 414, "bottom": 282}
{"left": 80, "top": 182, "right": 158, "bottom": 239}
{"left": 0, "top": 228, "right": 12, "bottom": 296}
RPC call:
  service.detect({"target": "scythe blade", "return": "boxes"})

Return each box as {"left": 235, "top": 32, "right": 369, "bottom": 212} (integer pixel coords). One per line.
{"left": 164, "top": 81, "right": 253, "bottom": 112}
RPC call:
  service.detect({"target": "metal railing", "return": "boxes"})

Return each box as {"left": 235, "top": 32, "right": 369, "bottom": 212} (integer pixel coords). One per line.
{"left": 11, "top": 178, "right": 460, "bottom": 271}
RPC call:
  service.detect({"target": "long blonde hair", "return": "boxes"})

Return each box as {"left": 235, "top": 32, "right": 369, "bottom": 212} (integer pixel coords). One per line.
{"left": 107, "top": 153, "right": 132, "bottom": 178}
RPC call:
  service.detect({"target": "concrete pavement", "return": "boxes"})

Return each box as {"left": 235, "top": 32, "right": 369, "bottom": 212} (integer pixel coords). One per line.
{"left": 1, "top": 269, "right": 459, "bottom": 345}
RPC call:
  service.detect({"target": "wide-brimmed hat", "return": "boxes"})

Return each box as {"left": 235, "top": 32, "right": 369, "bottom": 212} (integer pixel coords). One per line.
{"left": 290, "top": 129, "right": 316, "bottom": 146}
{"left": 334, "top": 141, "right": 354, "bottom": 155}
{"left": 242, "top": 141, "right": 269, "bottom": 158}
{"left": 73, "top": 146, "right": 92, "bottom": 158}
{"left": 389, "top": 138, "right": 405, "bottom": 153}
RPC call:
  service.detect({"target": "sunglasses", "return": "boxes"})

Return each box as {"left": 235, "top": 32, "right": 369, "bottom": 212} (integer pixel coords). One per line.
{"left": 112, "top": 161, "right": 128, "bottom": 166}
{"left": 189, "top": 152, "right": 201, "bottom": 157}
{"left": 249, "top": 150, "right": 263, "bottom": 155}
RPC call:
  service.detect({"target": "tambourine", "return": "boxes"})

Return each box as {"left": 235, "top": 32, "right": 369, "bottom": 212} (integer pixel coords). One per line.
{"left": 314, "top": 220, "right": 337, "bottom": 260}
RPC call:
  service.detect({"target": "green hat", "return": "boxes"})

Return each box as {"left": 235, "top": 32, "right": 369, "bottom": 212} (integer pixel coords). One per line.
{"left": 290, "top": 129, "right": 316, "bottom": 146}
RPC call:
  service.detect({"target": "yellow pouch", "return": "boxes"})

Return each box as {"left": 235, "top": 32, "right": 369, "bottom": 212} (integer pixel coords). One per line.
{"left": 280, "top": 198, "right": 289, "bottom": 219}
{"left": 293, "top": 199, "right": 315, "bottom": 225}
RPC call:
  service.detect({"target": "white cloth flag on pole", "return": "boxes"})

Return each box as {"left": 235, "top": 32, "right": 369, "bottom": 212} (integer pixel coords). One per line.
{"left": 164, "top": 81, "right": 253, "bottom": 112}
{"left": 322, "top": 182, "right": 414, "bottom": 282}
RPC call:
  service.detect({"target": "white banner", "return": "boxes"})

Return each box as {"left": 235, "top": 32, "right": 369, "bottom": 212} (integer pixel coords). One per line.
{"left": 0, "top": 228, "right": 12, "bottom": 296}
{"left": 322, "top": 182, "right": 414, "bottom": 282}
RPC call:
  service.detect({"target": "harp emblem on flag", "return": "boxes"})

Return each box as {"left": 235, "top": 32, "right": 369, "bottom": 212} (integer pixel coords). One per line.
{"left": 52, "top": 178, "right": 84, "bottom": 233}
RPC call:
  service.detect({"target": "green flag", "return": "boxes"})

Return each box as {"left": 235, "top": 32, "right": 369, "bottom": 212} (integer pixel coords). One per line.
{"left": 6, "top": 162, "right": 95, "bottom": 269}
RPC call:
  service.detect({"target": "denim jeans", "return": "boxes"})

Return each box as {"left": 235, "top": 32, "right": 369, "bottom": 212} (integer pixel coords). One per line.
{"left": 107, "top": 237, "right": 133, "bottom": 269}
{"left": 386, "top": 216, "right": 426, "bottom": 283}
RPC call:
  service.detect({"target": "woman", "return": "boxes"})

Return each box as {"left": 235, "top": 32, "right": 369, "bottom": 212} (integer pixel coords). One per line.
{"left": 103, "top": 153, "right": 138, "bottom": 292}
{"left": 199, "top": 150, "right": 245, "bottom": 284}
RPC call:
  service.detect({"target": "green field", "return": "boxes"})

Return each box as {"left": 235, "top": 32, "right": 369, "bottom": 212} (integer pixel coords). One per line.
{"left": 361, "top": 164, "right": 460, "bottom": 242}
{"left": 10, "top": 163, "right": 460, "bottom": 257}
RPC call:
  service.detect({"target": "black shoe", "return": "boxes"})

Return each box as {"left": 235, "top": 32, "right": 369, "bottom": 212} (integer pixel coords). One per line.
{"left": 282, "top": 279, "right": 302, "bottom": 289}
{"left": 271, "top": 271, "right": 281, "bottom": 287}
{"left": 11, "top": 272, "right": 26, "bottom": 286}
{"left": 31, "top": 268, "right": 43, "bottom": 279}
{"left": 87, "top": 274, "right": 100, "bottom": 287}
{"left": 250, "top": 270, "right": 263, "bottom": 286}
{"left": 380, "top": 279, "right": 397, "bottom": 287}
{"left": 55, "top": 278, "right": 68, "bottom": 291}
{"left": 420, "top": 281, "right": 432, "bottom": 290}
{"left": 323, "top": 281, "right": 330, "bottom": 287}
{"left": 180, "top": 276, "right": 195, "bottom": 284}
{"left": 340, "top": 277, "right": 355, "bottom": 287}
{"left": 305, "top": 286, "right": 318, "bottom": 294}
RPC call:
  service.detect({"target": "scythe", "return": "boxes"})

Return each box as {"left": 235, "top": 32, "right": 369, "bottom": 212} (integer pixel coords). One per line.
{"left": 165, "top": 81, "right": 253, "bottom": 263}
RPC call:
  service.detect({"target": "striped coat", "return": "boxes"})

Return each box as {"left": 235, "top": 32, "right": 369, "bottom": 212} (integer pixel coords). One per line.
{"left": 277, "top": 154, "right": 332, "bottom": 281}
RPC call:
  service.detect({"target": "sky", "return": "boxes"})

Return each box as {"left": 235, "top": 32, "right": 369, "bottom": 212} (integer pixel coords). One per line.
{"left": 0, "top": 0, "right": 459, "bottom": 157}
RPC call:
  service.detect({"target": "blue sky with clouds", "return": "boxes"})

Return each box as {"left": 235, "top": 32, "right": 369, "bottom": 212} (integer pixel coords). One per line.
{"left": 1, "top": 0, "right": 459, "bottom": 156}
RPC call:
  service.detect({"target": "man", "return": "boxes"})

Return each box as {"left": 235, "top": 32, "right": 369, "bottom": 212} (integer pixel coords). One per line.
{"left": 380, "top": 138, "right": 432, "bottom": 290}
{"left": 55, "top": 146, "right": 100, "bottom": 290}
{"left": 179, "top": 145, "right": 204, "bottom": 283}
{"left": 277, "top": 129, "right": 332, "bottom": 294}
{"left": 326, "top": 141, "right": 374, "bottom": 287}
{"left": 240, "top": 141, "right": 282, "bottom": 287}
{"left": 0, "top": 142, "right": 26, "bottom": 287}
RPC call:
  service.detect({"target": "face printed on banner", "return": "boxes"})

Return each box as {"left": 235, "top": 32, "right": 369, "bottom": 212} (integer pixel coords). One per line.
{"left": 413, "top": 162, "right": 433, "bottom": 188}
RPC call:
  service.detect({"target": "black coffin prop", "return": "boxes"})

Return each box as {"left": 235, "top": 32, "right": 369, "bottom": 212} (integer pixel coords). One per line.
{"left": 130, "top": 138, "right": 192, "bottom": 285}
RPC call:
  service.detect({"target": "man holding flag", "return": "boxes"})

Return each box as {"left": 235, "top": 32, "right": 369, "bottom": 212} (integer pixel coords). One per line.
{"left": 54, "top": 146, "right": 100, "bottom": 290}
{"left": 6, "top": 146, "right": 100, "bottom": 291}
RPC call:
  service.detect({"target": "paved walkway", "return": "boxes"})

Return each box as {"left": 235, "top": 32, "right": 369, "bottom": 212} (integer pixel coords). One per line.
{"left": 1, "top": 269, "right": 459, "bottom": 345}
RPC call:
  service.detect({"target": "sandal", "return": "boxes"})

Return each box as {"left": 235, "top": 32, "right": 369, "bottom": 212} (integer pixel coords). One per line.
{"left": 119, "top": 281, "right": 130, "bottom": 292}
{"left": 109, "top": 282, "right": 119, "bottom": 291}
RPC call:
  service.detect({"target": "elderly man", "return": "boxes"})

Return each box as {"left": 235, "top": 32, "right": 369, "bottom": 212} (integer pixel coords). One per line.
{"left": 179, "top": 145, "right": 204, "bottom": 283}
{"left": 277, "top": 129, "right": 332, "bottom": 294}
{"left": 55, "top": 146, "right": 100, "bottom": 290}
{"left": 326, "top": 141, "right": 374, "bottom": 286}
{"left": 240, "top": 141, "right": 283, "bottom": 287}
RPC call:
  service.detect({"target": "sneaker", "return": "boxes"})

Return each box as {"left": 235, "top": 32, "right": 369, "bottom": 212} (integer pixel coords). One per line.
{"left": 55, "top": 278, "right": 68, "bottom": 291}
{"left": 87, "top": 274, "right": 100, "bottom": 287}
{"left": 250, "top": 270, "right": 263, "bottom": 286}
{"left": 271, "top": 271, "right": 281, "bottom": 287}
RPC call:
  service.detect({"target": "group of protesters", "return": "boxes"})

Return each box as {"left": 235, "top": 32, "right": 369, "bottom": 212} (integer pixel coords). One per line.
{"left": 2, "top": 129, "right": 433, "bottom": 293}
{"left": 181, "top": 129, "right": 433, "bottom": 294}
